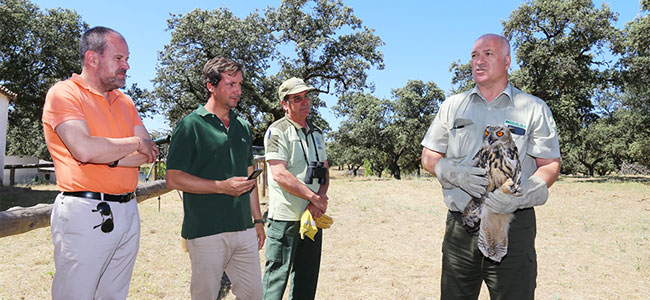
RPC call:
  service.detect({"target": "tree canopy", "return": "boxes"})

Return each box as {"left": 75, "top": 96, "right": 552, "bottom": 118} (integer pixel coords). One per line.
{"left": 500, "top": 0, "right": 617, "bottom": 175}
{"left": 149, "top": 0, "right": 384, "bottom": 142}
{"left": 611, "top": 0, "right": 650, "bottom": 168}
{"left": 0, "top": 0, "right": 87, "bottom": 158}
{"left": 3, "top": 0, "right": 649, "bottom": 177}
{"left": 330, "top": 80, "right": 444, "bottom": 179}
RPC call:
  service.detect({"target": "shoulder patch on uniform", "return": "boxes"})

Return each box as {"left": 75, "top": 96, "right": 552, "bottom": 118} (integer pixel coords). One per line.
{"left": 270, "top": 118, "right": 292, "bottom": 132}
{"left": 267, "top": 131, "right": 280, "bottom": 153}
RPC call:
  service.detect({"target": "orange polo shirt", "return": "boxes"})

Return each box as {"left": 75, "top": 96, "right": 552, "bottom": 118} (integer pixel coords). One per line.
{"left": 42, "top": 74, "right": 144, "bottom": 194}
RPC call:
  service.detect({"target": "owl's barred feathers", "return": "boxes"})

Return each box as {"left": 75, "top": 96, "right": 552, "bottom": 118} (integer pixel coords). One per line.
{"left": 462, "top": 125, "right": 522, "bottom": 262}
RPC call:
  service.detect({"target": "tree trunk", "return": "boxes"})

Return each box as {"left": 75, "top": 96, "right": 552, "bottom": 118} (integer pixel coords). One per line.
{"left": 393, "top": 168, "right": 401, "bottom": 180}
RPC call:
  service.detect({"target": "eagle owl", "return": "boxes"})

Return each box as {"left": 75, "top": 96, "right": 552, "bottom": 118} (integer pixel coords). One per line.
{"left": 462, "top": 125, "right": 522, "bottom": 262}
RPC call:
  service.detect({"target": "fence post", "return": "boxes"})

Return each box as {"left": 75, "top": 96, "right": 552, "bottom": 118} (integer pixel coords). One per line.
{"left": 9, "top": 167, "right": 15, "bottom": 186}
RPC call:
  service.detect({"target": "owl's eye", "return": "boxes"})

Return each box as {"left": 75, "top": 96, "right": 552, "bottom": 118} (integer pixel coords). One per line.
{"left": 496, "top": 131, "right": 504, "bottom": 137}
{"left": 485, "top": 130, "right": 489, "bottom": 136}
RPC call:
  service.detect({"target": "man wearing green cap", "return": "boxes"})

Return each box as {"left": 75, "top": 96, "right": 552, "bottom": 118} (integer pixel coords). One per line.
{"left": 262, "top": 77, "right": 329, "bottom": 300}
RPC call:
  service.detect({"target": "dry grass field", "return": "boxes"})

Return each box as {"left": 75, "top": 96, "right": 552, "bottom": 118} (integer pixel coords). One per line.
{"left": 1, "top": 172, "right": 649, "bottom": 299}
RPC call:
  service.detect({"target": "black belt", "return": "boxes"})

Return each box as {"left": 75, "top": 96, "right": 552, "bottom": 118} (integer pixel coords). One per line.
{"left": 62, "top": 191, "right": 135, "bottom": 203}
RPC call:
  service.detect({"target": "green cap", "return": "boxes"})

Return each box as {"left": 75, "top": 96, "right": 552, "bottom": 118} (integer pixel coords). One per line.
{"left": 278, "top": 77, "right": 315, "bottom": 101}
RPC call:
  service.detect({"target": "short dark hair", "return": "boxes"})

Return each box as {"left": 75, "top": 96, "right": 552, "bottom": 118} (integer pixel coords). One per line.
{"left": 202, "top": 57, "right": 243, "bottom": 90}
{"left": 79, "top": 26, "right": 124, "bottom": 65}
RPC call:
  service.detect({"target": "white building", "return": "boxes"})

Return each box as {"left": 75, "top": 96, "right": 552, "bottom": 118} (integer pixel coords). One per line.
{"left": 2, "top": 155, "right": 56, "bottom": 186}
{"left": 0, "top": 85, "right": 17, "bottom": 186}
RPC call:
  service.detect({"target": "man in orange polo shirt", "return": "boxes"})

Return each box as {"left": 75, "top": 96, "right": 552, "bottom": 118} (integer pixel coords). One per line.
{"left": 42, "top": 26, "right": 158, "bottom": 300}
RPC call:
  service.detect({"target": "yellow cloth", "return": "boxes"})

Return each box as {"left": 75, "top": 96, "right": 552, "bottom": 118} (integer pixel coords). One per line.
{"left": 299, "top": 210, "right": 319, "bottom": 241}
{"left": 299, "top": 210, "right": 335, "bottom": 241}
{"left": 315, "top": 214, "right": 334, "bottom": 229}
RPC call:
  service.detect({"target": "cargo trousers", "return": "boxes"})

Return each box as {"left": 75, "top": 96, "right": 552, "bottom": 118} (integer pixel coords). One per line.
{"left": 262, "top": 219, "right": 322, "bottom": 300}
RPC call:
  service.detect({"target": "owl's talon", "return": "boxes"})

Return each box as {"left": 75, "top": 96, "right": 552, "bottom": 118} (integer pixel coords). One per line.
{"left": 500, "top": 178, "right": 514, "bottom": 194}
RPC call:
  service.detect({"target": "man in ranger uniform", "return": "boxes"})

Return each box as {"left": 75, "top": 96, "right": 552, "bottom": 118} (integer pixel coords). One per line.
{"left": 262, "top": 77, "right": 330, "bottom": 300}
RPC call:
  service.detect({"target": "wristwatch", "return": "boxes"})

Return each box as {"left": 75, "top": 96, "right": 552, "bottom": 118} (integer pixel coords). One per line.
{"left": 253, "top": 219, "right": 264, "bottom": 224}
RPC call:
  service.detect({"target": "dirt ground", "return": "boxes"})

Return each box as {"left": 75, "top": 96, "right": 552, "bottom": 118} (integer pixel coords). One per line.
{"left": 0, "top": 173, "right": 648, "bottom": 299}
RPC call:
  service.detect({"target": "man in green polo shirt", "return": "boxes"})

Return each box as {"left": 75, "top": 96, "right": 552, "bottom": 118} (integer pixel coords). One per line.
{"left": 262, "top": 77, "right": 329, "bottom": 300}
{"left": 421, "top": 34, "right": 561, "bottom": 299}
{"left": 166, "top": 57, "right": 265, "bottom": 300}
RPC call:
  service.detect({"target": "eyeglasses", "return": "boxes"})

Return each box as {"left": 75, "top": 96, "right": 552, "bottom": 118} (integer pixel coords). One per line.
{"left": 92, "top": 202, "right": 114, "bottom": 233}
{"left": 288, "top": 94, "right": 310, "bottom": 104}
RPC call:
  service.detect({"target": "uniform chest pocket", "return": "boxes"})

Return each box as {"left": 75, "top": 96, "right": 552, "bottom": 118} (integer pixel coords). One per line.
{"left": 511, "top": 132, "right": 528, "bottom": 156}
{"left": 287, "top": 136, "right": 306, "bottom": 168}
{"left": 448, "top": 118, "right": 476, "bottom": 159}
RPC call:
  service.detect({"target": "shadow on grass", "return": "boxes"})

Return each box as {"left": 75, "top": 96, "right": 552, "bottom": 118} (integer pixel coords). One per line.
{"left": 0, "top": 186, "right": 58, "bottom": 211}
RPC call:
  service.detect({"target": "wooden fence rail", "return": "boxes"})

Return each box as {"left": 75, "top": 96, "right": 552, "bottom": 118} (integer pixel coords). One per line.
{"left": 1, "top": 154, "right": 267, "bottom": 239}
{"left": 0, "top": 180, "right": 171, "bottom": 238}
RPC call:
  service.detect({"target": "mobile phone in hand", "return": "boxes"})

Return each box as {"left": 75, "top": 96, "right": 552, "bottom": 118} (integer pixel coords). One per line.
{"left": 248, "top": 168, "right": 263, "bottom": 180}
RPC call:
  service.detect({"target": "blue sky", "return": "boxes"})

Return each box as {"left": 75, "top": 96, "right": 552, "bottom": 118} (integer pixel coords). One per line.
{"left": 32, "top": 0, "right": 643, "bottom": 132}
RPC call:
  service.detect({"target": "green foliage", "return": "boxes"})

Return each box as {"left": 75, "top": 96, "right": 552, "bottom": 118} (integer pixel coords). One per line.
{"left": 330, "top": 80, "right": 444, "bottom": 179}
{"left": 265, "top": 0, "right": 385, "bottom": 97}
{"left": 611, "top": 2, "right": 650, "bottom": 168}
{"left": 448, "top": 60, "right": 474, "bottom": 95}
{"left": 149, "top": 0, "right": 384, "bottom": 141}
{"left": 124, "top": 83, "right": 157, "bottom": 119}
{"left": 389, "top": 80, "right": 444, "bottom": 177}
{"left": 151, "top": 7, "right": 277, "bottom": 138}
{"left": 502, "top": 0, "right": 619, "bottom": 173}
{"left": 330, "top": 92, "right": 387, "bottom": 175}
{"left": 0, "top": 0, "right": 87, "bottom": 158}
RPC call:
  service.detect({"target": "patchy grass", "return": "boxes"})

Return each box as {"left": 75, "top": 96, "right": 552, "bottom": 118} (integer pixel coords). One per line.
{"left": 0, "top": 173, "right": 648, "bottom": 299}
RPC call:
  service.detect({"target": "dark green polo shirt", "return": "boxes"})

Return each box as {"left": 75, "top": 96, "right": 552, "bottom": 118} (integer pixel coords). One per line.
{"left": 167, "top": 105, "right": 254, "bottom": 239}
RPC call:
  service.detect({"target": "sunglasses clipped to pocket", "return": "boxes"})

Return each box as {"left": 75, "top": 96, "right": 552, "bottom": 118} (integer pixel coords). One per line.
{"left": 92, "top": 201, "right": 114, "bottom": 233}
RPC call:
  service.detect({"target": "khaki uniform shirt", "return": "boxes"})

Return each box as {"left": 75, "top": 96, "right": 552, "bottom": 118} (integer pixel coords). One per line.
{"left": 421, "top": 83, "right": 561, "bottom": 211}
{"left": 265, "top": 117, "right": 327, "bottom": 221}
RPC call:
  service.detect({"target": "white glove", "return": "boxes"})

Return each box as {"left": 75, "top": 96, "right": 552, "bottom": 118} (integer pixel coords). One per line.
{"left": 434, "top": 157, "right": 488, "bottom": 198}
{"left": 485, "top": 175, "right": 548, "bottom": 213}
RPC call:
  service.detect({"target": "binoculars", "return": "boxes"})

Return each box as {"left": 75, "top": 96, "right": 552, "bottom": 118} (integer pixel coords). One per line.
{"left": 304, "top": 161, "right": 327, "bottom": 184}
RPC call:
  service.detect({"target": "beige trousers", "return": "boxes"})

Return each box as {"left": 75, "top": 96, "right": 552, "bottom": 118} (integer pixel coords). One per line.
{"left": 50, "top": 193, "right": 140, "bottom": 300}
{"left": 187, "top": 227, "right": 263, "bottom": 300}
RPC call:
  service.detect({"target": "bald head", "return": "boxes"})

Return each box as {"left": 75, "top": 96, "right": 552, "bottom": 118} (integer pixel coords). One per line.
{"left": 471, "top": 33, "right": 511, "bottom": 94}
{"left": 475, "top": 34, "right": 510, "bottom": 57}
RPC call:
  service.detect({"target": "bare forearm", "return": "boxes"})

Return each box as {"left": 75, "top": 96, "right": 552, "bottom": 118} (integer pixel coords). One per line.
{"left": 421, "top": 148, "right": 444, "bottom": 176}
{"left": 56, "top": 120, "right": 153, "bottom": 164}
{"left": 533, "top": 158, "right": 561, "bottom": 188}
{"left": 113, "top": 152, "right": 150, "bottom": 167}
{"left": 77, "top": 136, "right": 142, "bottom": 163}
{"left": 274, "top": 168, "right": 319, "bottom": 202}
{"left": 166, "top": 169, "right": 221, "bottom": 194}
{"left": 166, "top": 169, "right": 254, "bottom": 197}
{"left": 249, "top": 185, "right": 263, "bottom": 220}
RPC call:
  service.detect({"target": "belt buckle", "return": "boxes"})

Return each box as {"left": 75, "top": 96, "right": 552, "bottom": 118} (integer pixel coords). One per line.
{"left": 119, "top": 192, "right": 134, "bottom": 202}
